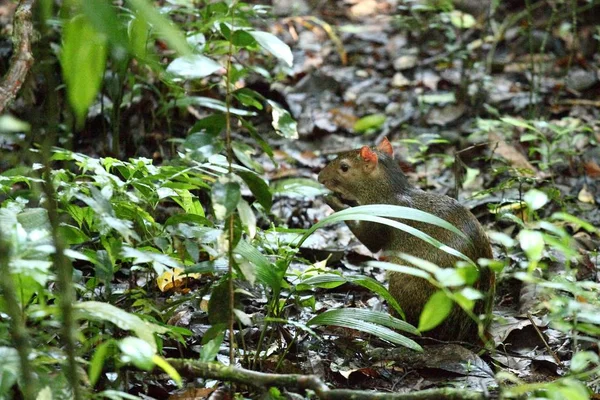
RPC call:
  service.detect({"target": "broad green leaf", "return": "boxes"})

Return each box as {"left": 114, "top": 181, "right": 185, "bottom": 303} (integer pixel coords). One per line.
{"left": 211, "top": 181, "right": 241, "bottom": 220}
{"left": 249, "top": 31, "right": 293, "bottom": 67}
{"left": 121, "top": 246, "right": 181, "bottom": 275}
{"left": 61, "top": 15, "right": 107, "bottom": 126}
{"left": 75, "top": 301, "right": 169, "bottom": 351}
{"left": 418, "top": 290, "right": 452, "bottom": 332}
{"left": 353, "top": 114, "right": 386, "bottom": 133}
{"left": 236, "top": 170, "right": 272, "bottom": 211}
{"left": 0, "top": 115, "right": 30, "bottom": 132}
{"left": 237, "top": 199, "right": 257, "bottom": 239}
{"left": 232, "top": 142, "right": 264, "bottom": 173}
{"left": 129, "top": 13, "right": 150, "bottom": 59}
{"left": 233, "top": 88, "right": 264, "bottom": 110}
{"left": 200, "top": 332, "right": 224, "bottom": 362}
{"left": 524, "top": 189, "right": 548, "bottom": 211}
{"left": 267, "top": 100, "right": 298, "bottom": 139}
{"left": 518, "top": 229, "right": 545, "bottom": 263}
{"left": 164, "top": 213, "right": 212, "bottom": 227}
{"left": 232, "top": 30, "right": 256, "bottom": 47}
{"left": 166, "top": 55, "right": 222, "bottom": 80}
{"left": 119, "top": 337, "right": 154, "bottom": 370}
{"left": 271, "top": 177, "right": 328, "bottom": 199}
{"left": 127, "top": 0, "right": 190, "bottom": 55}
{"left": 571, "top": 351, "right": 600, "bottom": 373}
{"left": 308, "top": 308, "right": 421, "bottom": 350}
{"left": 81, "top": 0, "right": 128, "bottom": 50}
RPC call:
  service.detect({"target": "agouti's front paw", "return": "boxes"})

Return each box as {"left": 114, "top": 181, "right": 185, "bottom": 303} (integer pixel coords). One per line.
{"left": 324, "top": 194, "right": 349, "bottom": 211}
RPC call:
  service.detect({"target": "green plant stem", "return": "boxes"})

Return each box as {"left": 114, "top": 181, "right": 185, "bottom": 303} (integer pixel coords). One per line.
{"left": 41, "top": 166, "right": 82, "bottom": 400}
{"left": 224, "top": 2, "right": 236, "bottom": 367}
{"left": 0, "top": 234, "right": 37, "bottom": 400}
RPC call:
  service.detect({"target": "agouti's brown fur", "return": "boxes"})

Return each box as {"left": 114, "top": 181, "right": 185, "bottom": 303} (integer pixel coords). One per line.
{"left": 318, "top": 138, "right": 494, "bottom": 342}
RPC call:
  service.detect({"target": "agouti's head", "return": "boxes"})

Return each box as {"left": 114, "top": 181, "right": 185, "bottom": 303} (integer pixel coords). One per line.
{"left": 318, "top": 138, "right": 396, "bottom": 205}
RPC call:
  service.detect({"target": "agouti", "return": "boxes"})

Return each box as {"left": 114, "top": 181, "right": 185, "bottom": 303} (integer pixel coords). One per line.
{"left": 318, "top": 138, "right": 494, "bottom": 342}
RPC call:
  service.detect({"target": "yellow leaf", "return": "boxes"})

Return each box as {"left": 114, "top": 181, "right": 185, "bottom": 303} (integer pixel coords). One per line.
{"left": 156, "top": 268, "right": 201, "bottom": 292}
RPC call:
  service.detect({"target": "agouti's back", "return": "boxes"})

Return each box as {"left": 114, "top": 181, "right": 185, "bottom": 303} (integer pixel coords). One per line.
{"left": 318, "top": 138, "right": 494, "bottom": 342}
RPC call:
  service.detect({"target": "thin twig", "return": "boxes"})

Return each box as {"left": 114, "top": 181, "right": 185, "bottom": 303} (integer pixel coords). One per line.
{"left": 526, "top": 313, "right": 562, "bottom": 366}
{"left": 0, "top": 0, "right": 36, "bottom": 113}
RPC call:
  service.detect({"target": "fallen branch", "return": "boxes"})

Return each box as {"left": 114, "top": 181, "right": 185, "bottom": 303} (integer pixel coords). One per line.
{"left": 166, "top": 359, "right": 485, "bottom": 400}
{"left": 0, "top": 0, "right": 36, "bottom": 114}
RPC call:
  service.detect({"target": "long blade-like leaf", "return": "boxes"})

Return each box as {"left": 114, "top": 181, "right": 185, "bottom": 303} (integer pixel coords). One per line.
{"left": 299, "top": 209, "right": 474, "bottom": 265}
{"left": 308, "top": 308, "right": 422, "bottom": 351}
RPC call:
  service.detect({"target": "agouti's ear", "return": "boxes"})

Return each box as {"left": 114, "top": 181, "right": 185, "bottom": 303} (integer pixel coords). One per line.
{"left": 377, "top": 137, "right": 394, "bottom": 158}
{"left": 359, "top": 146, "right": 378, "bottom": 171}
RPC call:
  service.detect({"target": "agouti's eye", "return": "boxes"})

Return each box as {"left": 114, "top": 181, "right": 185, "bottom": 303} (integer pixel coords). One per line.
{"left": 340, "top": 163, "right": 349, "bottom": 172}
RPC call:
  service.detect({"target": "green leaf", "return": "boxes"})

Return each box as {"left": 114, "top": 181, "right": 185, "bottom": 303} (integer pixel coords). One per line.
{"left": 89, "top": 340, "right": 115, "bottom": 386}
{"left": 232, "top": 30, "right": 256, "bottom": 47}
{"left": 418, "top": 290, "right": 453, "bottom": 332}
{"left": 172, "top": 96, "right": 256, "bottom": 116}
{"left": 81, "top": 0, "right": 128, "bottom": 50}
{"left": 208, "top": 278, "right": 232, "bottom": 325}
{"left": 267, "top": 100, "right": 298, "bottom": 139}
{"left": 447, "top": 10, "right": 476, "bottom": 29}
{"left": 517, "top": 229, "right": 545, "bottom": 263}
{"left": 234, "top": 239, "right": 281, "bottom": 293}
{"left": 127, "top": 0, "right": 190, "bottom": 55}
{"left": 75, "top": 301, "right": 170, "bottom": 351}
{"left": 270, "top": 177, "right": 328, "bottom": 199}
{"left": 164, "top": 213, "right": 212, "bottom": 227}
{"left": 121, "top": 246, "right": 182, "bottom": 275}
{"left": 501, "top": 116, "right": 537, "bottom": 131}
{"left": 232, "top": 142, "right": 265, "bottom": 173}
{"left": 167, "top": 55, "right": 222, "bottom": 80}
{"left": 367, "top": 261, "right": 432, "bottom": 280}
{"left": 237, "top": 199, "right": 257, "bottom": 240}
{"left": 299, "top": 273, "right": 406, "bottom": 319}
{"left": 353, "top": 114, "right": 386, "bottom": 133}
{"left": 0, "top": 347, "right": 19, "bottom": 396}
{"left": 129, "top": 13, "right": 151, "bottom": 59}
{"left": 301, "top": 205, "right": 473, "bottom": 264}
{"left": 524, "top": 189, "right": 548, "bottom": 211}
{"left": 233, "top": 88, "right": 264, "bottom": 110}
{"left": 211, "top": 181, "right": 241, "bottom": 220}
{"left": 236, "top": 170, "right": 272, "bottom": 211}
{"left": 200, "top": 332, "right": 224, "bottom": 362}
{"left": 61, "top": 15, "right": 107, "bottom": 126}
{"left": 308, "top": 308, "right": 422, "bottom": 350}
{"left": 152, "top": 355, "right": 182, "bottom": 387}
{"left": 119, "top": 337, "right": 155, "bottom": 370}
{"left": 248, "top": 31, "right": 293, "bottom": 67}
{"left": 551, "top": 212, "right": 597, "bottom": 233}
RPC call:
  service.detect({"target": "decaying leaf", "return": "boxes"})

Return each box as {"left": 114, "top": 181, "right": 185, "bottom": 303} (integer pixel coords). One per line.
{"left": 157, "top": 267, "right": 201, "bottom": 293}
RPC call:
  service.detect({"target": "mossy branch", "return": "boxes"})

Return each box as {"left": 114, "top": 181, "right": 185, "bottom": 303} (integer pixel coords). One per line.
{"left": 166, "top": 359, "right": 485, "bottom": 400}
{"left": 0, "top": 0, "right": 36, "bottom": 113}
